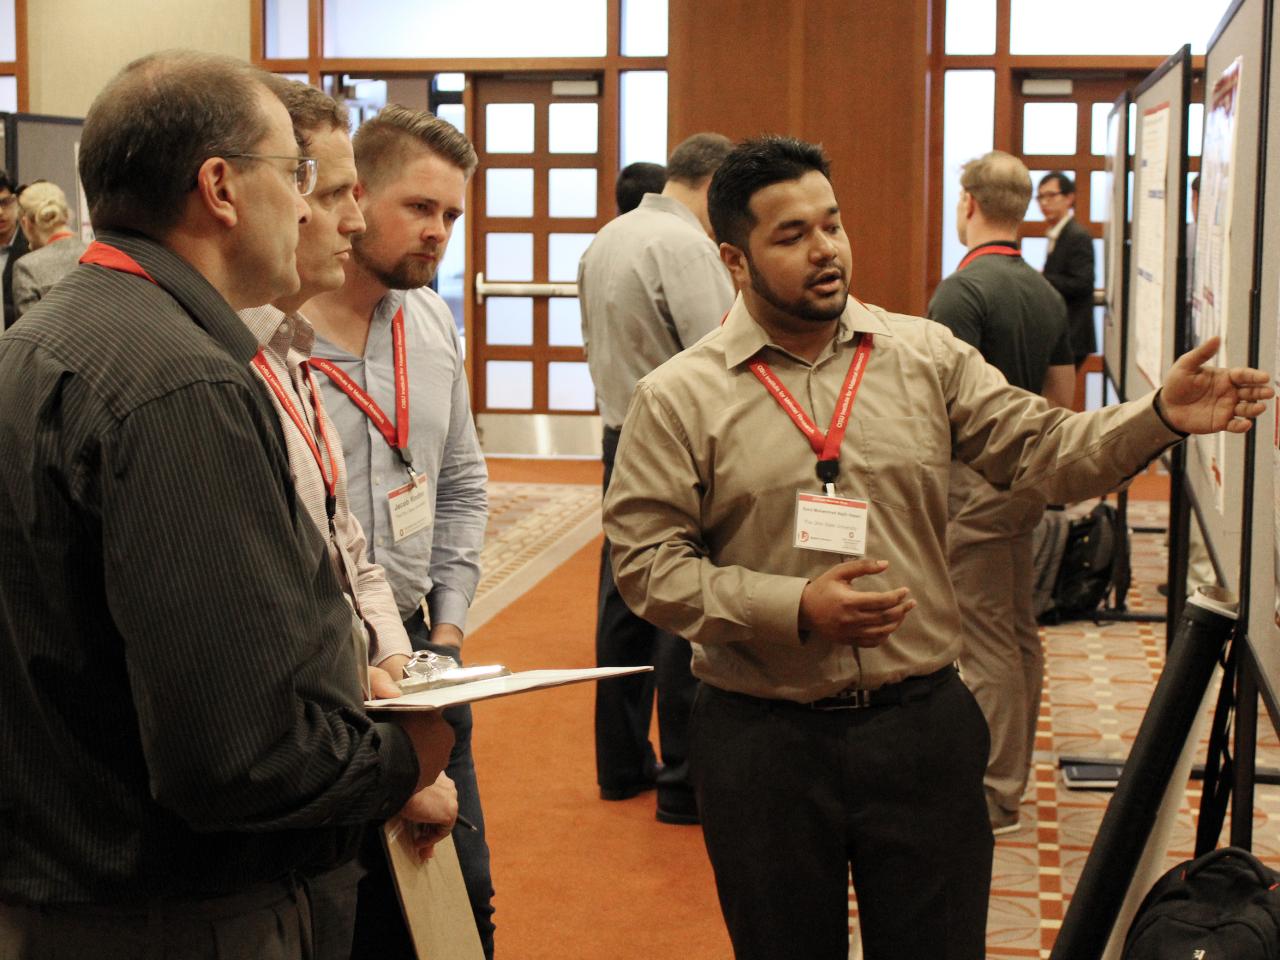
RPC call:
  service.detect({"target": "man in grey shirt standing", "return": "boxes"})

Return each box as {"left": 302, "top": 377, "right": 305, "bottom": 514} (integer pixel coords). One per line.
{"left": 578, "top": 132, "right": 735, "bottom": 824}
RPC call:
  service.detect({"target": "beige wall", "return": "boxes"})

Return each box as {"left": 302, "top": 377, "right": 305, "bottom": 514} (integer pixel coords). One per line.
{"left": 27, "top": 0, "right": 252, "bottom": 117}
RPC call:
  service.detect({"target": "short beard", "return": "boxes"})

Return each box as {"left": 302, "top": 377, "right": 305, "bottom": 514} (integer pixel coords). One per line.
{"left": 747, "top": 254, "right": 848, "bottom": 324}
{"left": 351, "top": 226, "right": 438, "bottom": 291}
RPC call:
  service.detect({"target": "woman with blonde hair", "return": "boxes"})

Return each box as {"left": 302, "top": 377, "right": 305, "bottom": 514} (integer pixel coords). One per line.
{"left": 11, "top": 180, "right": 88, "bottom": 320}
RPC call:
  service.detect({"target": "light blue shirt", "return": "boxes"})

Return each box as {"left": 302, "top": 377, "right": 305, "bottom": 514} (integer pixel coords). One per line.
{"left": 313, "top": 287, "right": 488, "bottom": 635}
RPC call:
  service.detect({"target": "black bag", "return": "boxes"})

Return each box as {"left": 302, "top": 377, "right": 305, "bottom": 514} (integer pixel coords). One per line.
{"left": 1039, "top": 502, "right": 1130, "bottom": 623}
{"left": 1122, "top": 846, "right": 1280, "bottom": 959}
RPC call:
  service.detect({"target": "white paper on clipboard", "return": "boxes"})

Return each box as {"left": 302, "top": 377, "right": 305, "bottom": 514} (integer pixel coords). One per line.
{"left": 365, "top": 665, "right": 653, "bottom": 711}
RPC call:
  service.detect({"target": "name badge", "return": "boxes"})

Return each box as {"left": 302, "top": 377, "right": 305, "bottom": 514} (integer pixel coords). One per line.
{"left": 388, "top": 473, "right": 432, "bottom": 543}
{"left": 794, "top": 491, "right": 868, "bottom": 556}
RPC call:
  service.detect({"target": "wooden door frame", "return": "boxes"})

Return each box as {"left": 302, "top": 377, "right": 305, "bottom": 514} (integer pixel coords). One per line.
{"left": 250, "top": 0, "right": 665, "bottom": 407}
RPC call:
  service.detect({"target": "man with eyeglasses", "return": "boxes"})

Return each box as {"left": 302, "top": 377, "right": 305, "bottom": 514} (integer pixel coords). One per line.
{"left": 0, "top": 51, "right": 454, "bottom": 960}
{"left": 0, "top": 169, "right": 29, "bottom": 328}
{"left": 238, "top": 79, "right": 460, "bottom": 960}
{"left": 1038, "top": 171, "right": 1097, "bottom": 368}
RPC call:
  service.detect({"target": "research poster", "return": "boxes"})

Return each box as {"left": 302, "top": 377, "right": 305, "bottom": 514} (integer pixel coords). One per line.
{"left": 1191, "top": 57, "right": 1243, "bottom": 513}
{"left": 1133, "top": 101, "right": 1170, "bottom": 389}
{"left": 1104, "top": 108, "right": 1123, "bottom": 345}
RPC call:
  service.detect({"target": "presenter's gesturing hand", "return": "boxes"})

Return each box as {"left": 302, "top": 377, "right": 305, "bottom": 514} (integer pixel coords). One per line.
{"left": 1159, "top": 336, "right": 1274, "bottom": 435}
{"left": 798, "top": 558, "right": 916, "bottom": 647}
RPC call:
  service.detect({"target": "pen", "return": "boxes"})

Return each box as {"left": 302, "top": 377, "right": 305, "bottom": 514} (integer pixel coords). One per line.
{"left": 456, "top": 813, "right": 479, "bottom": 832}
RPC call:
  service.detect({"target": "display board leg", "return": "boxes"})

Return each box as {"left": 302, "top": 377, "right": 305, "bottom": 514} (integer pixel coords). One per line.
{"left": 1048, "top": 587, "right": 1238, "bottom": 960}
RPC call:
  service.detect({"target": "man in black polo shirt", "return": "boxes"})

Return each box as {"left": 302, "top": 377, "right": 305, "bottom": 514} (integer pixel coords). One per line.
{"left": 930, "top": 150, "right": 1075, "bottom": 836}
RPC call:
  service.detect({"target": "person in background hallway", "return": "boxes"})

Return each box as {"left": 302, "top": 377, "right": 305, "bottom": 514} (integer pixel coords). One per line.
{"left": 0, "top": 168, "right": 28, "bottom": 327}
{"left": 603, "top": 134, "right": 1272, "bottom": 960}
{"left": 238, "top": 79, "right": 458, "bottom": 960}
{"left": 306, "top": 104, "right": 493, "bottom": 959}
{"left": 11, "top": 181, "right": 90, "bottom": 319}
{"left": 929, "top": 151, "right": 1074, "bottom": 836}
{"left": 0, "top": 51, "right": 453, "bottom": 960}
{"left": 578, "top": 132, "right": 735, "bottom": 825}
{"left": 615, "top": 160, "right": 667, "bottom": 214}
{"left": 1039, "top": 170, "right": 1096, "bottom": 368}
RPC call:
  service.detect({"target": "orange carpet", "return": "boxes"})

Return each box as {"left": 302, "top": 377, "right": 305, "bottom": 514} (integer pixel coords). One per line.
{"left": 467, "top": 533, "right": 732, "bottom": 960}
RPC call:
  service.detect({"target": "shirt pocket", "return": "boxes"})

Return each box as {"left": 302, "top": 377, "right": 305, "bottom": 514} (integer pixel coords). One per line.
{"left": 848, "top": 416, "right": 945, "bottom": 514}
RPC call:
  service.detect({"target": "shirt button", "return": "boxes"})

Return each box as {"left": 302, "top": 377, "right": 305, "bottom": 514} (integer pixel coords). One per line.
{"left": 374, "top": 475, "right": 383, "bottom": 485}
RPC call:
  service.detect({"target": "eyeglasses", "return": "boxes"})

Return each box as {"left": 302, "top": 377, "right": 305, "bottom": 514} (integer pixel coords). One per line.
{"left": 224, "top": 154, "right": 318, "bottom": 196}
{"left": 1036, "top": 190, "right": 1063, "bottom": 201}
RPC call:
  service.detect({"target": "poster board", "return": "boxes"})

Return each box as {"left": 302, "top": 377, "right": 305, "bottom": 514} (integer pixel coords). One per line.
{"left": 1124, "top": 47, "right": 1189, "bottom": 406}
{"left": 1245, "top": 0, "right": 1280, "bottom": 731}
{"left": 1186, "top": 0, "right": 1267, "bottom": 595}
{"left": 1102, "top": 91, "right": 1131, "bottom": 397}
{"left": 2, "top": 113, "right": 87, "bottom": 235}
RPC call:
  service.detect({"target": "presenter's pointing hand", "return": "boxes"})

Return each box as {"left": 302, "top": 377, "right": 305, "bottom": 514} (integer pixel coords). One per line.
{"left": 798, "top": 558, "right": 916, "bottom": 648}
{"left": 1160, "top": 336, "right": 1274, "bottom": 435}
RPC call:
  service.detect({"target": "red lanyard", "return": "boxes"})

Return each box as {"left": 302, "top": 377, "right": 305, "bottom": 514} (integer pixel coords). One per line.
{"left": 251, "top": 352, "right": 340, "bottom": 521}
{"left": 45, "top": 230, "right": 75, "bottom": 246}
{"left": 748, "top": 333, "right": 873, "bottom": 486}
{"left": 957, "top": 243, "right": 1021, "bottom": 271}
{"left": 80, "top": 240, "right": 158, "bottom": 283}
{"left": 309, "top": 307, "right": 414, "bottom": 469}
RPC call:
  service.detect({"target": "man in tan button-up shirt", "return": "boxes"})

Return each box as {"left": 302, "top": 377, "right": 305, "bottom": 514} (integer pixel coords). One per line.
{"left": 602, "top": 136, "right": 1272, "bottom": 960}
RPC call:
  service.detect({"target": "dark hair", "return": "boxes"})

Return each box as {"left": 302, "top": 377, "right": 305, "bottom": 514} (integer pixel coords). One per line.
{"left": 262, "top": 75, "right": 350, "bottom": 150}
{"left": 0, "top": 169, "right": 16, "bottom": 195}
{"left": 708, "top": 135, "right": 831, "bottom": 249}
{"left": 79, "top": 51, "right": 274, "bottom": 236}
{"left": 665, "top": 133, "right": 734, "bottom": 186}
{"left": 353, "top": 104, "right": 478, "bottom": 187}
{"left": 1191, "top": 173, "right": 1200, "bottom": 194}
{"left": 615, "top": 161, "right": 665, "bottom": 214}
{"left": 1039, "top": 171, "right": 1075, "bottom": 196}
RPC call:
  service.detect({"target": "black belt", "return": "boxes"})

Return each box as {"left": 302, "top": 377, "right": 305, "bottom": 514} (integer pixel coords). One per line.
{"left": 806, "top": 665, "right": 957, "bottom": 711}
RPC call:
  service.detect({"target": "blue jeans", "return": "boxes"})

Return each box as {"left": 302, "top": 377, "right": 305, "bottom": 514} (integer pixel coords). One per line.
{"left": 405, "top": 616, "right": 497, "bottom": 959}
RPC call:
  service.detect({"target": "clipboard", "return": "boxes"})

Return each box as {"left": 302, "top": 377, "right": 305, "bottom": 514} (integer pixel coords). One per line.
{"left": 382, "top": 821, "right": 483, "bottom": 960}
{"left": 365, "top": 665, "right": 652, "bottom": 711}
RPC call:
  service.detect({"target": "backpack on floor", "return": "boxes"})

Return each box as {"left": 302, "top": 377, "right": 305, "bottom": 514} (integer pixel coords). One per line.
{"left": 1038, "top": 502, "right": 1130, "bottom": 623}
{"left": 1122, "top": 846, "right": 1280, "bottom": 960}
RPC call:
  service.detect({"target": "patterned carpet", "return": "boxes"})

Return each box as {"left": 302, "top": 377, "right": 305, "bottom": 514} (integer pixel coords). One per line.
{"left": 467, "top": 481, "right": 601, "bottom": 634}
{"left": 476, "top": 479, "right": 1280, "bottom": 957}
{"left": 850, "top": 498, "right": 1280, "bottom": 958}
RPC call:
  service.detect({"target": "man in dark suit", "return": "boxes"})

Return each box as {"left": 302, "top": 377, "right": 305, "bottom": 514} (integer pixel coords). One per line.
{"left": 1038, "top": 171, "right": 1096, "bottom": 367}
{"left": 0, "top": 168, "right": 29, "bottom": 328}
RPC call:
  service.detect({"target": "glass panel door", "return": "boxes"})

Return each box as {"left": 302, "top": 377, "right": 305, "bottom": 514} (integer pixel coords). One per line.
{"left": 472, "top": 76, "right": 608, "bottom": 415}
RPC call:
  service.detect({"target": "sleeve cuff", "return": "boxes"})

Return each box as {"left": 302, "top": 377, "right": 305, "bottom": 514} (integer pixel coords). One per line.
{"left": 748, "top": 574, "right": 812, "bottom": 647}
{"left": 426, "top": 588, "right": 471, "bottom": 636}
{"left": 370, "top": 721, "right": 420, "bottom": 819}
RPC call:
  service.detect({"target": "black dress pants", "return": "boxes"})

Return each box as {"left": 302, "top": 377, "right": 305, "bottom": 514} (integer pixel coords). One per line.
{"left": 691, "top": 671, "right": 994, "bottom": 960}
{"left": 595, "top": 426, "right": 696, "bottom": 803}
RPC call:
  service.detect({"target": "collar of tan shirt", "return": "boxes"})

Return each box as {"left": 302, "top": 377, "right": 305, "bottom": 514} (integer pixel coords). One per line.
{"left": 719, "top": 292, "right": 895, "bottom": 369}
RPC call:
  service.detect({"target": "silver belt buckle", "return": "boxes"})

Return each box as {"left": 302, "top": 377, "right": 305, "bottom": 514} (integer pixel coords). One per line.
{"left": 815, "top": 687, "right": 872, "bottom": 710}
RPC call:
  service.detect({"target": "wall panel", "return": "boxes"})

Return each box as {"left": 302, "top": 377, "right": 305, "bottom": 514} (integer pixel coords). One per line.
{"left": 669, "top": 0, "right": 933, "bottom": 314}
